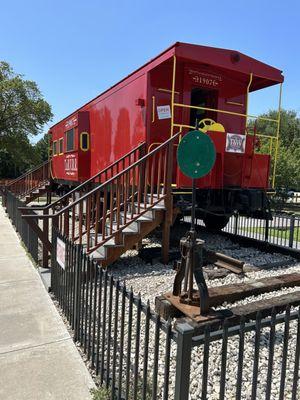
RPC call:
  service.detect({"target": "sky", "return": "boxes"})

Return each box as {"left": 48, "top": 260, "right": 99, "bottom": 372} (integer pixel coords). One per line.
{"left": 1, "top": 0, "right": 299, "bottom": 142}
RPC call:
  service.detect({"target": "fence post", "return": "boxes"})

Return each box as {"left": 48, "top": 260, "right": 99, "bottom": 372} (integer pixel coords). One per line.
{"left": 174, "top": 322, "right": 194, "bottom": 400}
{"left": 265, "top": 217, "right": 269, "bottom": 242}
{"left": 162, "top": 141, "right": 174, "bottom": 264}
{"left": 42, "top": 208, "right": 49, "bottom": 268}
{"left": 289, "top": 214, "right": 295, "bottom": 248}
{"left": 73, "top": 244, "right": 82, "bottom": 342}
{"left": 234, "top": 212, "right": 238, "bottom": 235}
{"left": 51, "top": 224, "right": 58, "bottom": 291}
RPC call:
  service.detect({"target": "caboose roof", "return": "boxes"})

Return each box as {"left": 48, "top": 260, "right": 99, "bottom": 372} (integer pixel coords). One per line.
{"left": 50, "top": 42, "right": 283, "bottom": 130}
{"left": 149, "top": 42, "right": 284, "bottom": 90}
{"left": 173, "top": 42, "right": 284, "bottom": 89}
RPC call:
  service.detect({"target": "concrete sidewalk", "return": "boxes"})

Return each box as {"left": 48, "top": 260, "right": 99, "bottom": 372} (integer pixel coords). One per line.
{"left": 0, "top": 205, "right": 95, "bottom": 400}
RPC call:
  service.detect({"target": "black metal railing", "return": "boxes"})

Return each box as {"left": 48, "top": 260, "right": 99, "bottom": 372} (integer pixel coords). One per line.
{"left": 5, "top": 191, "right": 38, "bottom": 263}
{"left": 51, "top": 229, "right": 300, "bottom": 400}
{"left": 52, "top": 228, "right": 177, "bottom": 399}
{"left": 224, "top": 213, "right": 300, "bottom": 251}
{"left": 191, "top": 213, "right": 300, "bottom": 252}
{"left": 177, "top": 307, "right": 300, "bottom": 400}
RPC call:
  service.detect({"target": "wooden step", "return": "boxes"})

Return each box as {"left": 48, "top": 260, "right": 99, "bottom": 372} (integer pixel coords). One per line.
{"left": 104, "top": 222, "right": 138, "bottom": 236}
{"left": 98, "top": 209, "right": 165, "bottom": 267}
{"left": 131, "top": 200, "right": 166, "bottom": 212}
{"left": 24, "top": 182, "right": 51, "bottom": 204}
{"left": 87, "top": 236, "right": 124, "bottom": 258}
{"left": 119, "top": 211, "right": 154, "bottom": 231}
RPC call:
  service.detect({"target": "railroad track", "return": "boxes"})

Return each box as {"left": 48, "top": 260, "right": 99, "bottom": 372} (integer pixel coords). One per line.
{"left": 108, "top": 225, "right": 300, "bottom": 322}
{"left": 203, "top": 249, "right": 244, "bottom": 274}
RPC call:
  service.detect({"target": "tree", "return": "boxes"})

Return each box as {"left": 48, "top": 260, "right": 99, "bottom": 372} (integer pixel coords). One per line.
{"left": 253, "top": 109, "right": 300, "bottom": 190}
{"left": 0, "top": 61, "right": 52, "bottom": 177}
{"left": 255, "top": 109, "right": 300, "bottom": 149}
{"left": 34, "top": 133, "right": 49, "bottom": 164}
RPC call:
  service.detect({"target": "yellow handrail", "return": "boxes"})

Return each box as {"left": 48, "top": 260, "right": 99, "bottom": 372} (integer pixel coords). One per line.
{"left": 169, "top": 53, "right": 282, "bottom": 188}
{"left": 173, "top": 102, "right": 279, "bottom": 123}
{"left": 245, "top": 73, "right": 253, "bottom": 120}
{"left": 170, "top": 55, "right": 177, "bottom": 137}
{"left": 272, "top": 82, "right": 283, "bottom": 187}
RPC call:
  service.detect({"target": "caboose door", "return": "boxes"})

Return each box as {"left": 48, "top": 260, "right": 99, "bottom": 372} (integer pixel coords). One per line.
{"left": 176, "top": 67, "right": 220, "bottom": 188}
{"left": 148, "top": 87, "right": 180, "bottom": 186}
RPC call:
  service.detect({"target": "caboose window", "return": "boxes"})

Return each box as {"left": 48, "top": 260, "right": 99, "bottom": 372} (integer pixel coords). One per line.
{"left": 52, "top": 141, "right": 57, "bottom": 156}
{"left": 80, "top": 132, "right": 89, "bottom": 151}
{"left": 65, "top": 128, "right": 75, "bottom": 151}
{"left": 59, "top": 138, "right": 63, "bottom": 154}
{"left": 190, "top": 88, "right": 218, "bottom": 128}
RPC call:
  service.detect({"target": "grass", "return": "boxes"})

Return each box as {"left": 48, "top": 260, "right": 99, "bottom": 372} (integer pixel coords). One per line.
{"left": 90, "top": 379, "right": 153, "bottom": 400}
{"left": 244, "top": 226, "right": 300, "bottom": 241}
{"left": 91, "top": 387, "right": 111, "bottom": 400}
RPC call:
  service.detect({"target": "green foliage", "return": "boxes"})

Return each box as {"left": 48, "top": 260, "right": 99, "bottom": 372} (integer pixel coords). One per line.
{"left": 275, "top": 144, "right": 300, "bottom": 189}
{"left": 90, "top": 377, "right": 152, "bottom": 400}
{"left": 34, "top": 133, "right": 49, "bottom": 163}
{"left": 252, "top": 109, "right": 300, "bottom": 190}
{"left": 90, "top": 387, "right": 111, "bottom": 400}
{"left": 0, "top": 61, "right": 52, "bottom": 178}
{"left": 255, "top": 109, "right": 300, "bottom": 149}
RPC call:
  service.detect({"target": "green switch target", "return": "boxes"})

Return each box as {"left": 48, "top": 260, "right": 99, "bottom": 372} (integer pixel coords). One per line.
{"left": 177, "top": 130, "right": 216, "bottom": 179}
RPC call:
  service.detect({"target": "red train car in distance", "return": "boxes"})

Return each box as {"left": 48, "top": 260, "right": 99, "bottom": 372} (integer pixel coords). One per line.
{"left": 49, "top": 42, "right": 283, "bottom": 228}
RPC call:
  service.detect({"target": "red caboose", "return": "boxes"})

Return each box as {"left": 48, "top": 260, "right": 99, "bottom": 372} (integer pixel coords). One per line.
{"left": 49, "top": 42, "right": 283, "bottom": 229}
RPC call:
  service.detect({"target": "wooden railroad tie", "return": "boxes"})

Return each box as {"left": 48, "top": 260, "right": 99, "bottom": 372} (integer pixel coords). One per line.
{"left": 156, "top": 272, "right": 300, "bottom": 329}
{"left": 203, "top": 249, "right": 244, "bottom": 274}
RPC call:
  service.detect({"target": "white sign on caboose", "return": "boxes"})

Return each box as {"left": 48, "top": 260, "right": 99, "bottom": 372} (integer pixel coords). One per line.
{"left": 157, "top": 105, "right": 171, "bottom": 120}
{"left": 225, "top": 133, "right": 246, "bottom": 153}
{"left": 57, "top": 237, "right": 66, "bottom": 269}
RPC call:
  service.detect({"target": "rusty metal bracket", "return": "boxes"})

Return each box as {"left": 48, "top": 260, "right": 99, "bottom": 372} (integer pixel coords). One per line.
{"left": 172, "top": 229, "right": 209, "bottom": 315}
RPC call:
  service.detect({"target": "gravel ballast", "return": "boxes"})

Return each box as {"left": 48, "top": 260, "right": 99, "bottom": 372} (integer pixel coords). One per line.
{"left": 107, "top": 232, "right": 300, "bottom": 399}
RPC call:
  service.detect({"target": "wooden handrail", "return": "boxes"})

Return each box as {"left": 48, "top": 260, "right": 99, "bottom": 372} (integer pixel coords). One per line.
{"left": 22, "top": 131, "right": 180, "bottom": 259}
{"left": 6, "top": 160, "right": 49, "bottom": 188}
{"left": 57, "top": 131, "right": 179, "bottom": 216}
{"left": 23, "top": 132, "right": 180, "bottom": 219}
{"left": 7, "top": 160, "right": 50, "bottom": 197}
{"left": 24, "top": 142, "right": 145, "bottom": 212}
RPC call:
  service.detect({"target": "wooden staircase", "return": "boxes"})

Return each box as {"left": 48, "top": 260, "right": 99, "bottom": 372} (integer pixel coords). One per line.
{"left": 22, "top": 132, "right": 181, "bottom": 268}
{"left": 24, "top": 182, "right": 52, "bottom": 204}
{"left": 89, "top": 196, "right": 166, "bottom": 267}
{"left": 5, "top": 160, "right": 50, "bottom": 202}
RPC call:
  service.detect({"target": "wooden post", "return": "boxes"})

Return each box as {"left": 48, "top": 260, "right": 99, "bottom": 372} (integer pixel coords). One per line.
{"left": 162, "top": 142, "right": 174, "bottom": 264}
{"left": 138, "top": 145, "right": 146, "bottom": 212}
{"left": 42, "top": 208, "right": 49, "bottom": 268}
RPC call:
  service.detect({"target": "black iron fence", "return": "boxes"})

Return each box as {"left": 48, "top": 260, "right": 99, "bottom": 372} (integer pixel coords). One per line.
{"left": 270, "top": 191, "right": 300, "bottom": 212}
{"left": 5, "top": 191, "right": 38, "bottom": 263}
{"left": 223, "top": 213, "right": 300, "bottom": 251}
{"left": 52, "top": 229, "right": 300, "bottom": 400}
{"left": 52, "top": 228, "right": 177, "bottom": 400}
{"left": 191, "top": 213, "right": 300, "bottom": 252}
